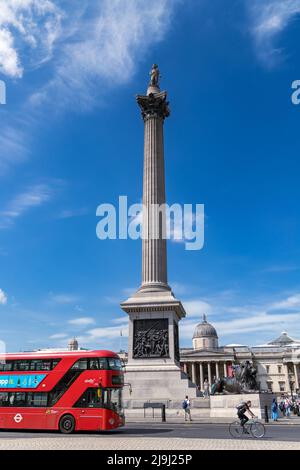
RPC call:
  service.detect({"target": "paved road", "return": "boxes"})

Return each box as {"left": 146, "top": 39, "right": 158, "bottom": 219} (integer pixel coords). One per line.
{"left": 0, "top": 422, "right": 300, "bottom": 442}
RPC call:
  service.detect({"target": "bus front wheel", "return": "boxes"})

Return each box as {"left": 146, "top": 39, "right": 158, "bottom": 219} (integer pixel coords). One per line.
{"left": 59, "top": 414, "right": 75, "bottom": 434}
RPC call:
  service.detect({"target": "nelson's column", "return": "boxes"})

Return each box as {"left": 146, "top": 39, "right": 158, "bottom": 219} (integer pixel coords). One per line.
{"left": 121, "top": 65, "right": 198, "bottom": 409}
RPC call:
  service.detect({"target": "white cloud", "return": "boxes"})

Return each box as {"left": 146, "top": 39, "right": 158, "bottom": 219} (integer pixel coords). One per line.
{"left": 183, "top": 299, "right": 212, "bottom": 317}
{"left": 68, "top": 317, "right": 95, "bottom": 326}
{"left": 213, "top": 312, "right": 300, "bottom": 336}
{"left": 180, "top": 311, "right": 300, "bottom": 343}
{"left": 49, "top": 293, "right": 80, "bottom": 304}
{"left": 85, "top": 325, "right": 128, "bottom": 341}
{"left": 111, "top": 316, "right": 129, "bottom": 325}
{"left": 0, "top": 0, "right": 178, "bottom": 174}
{"left": 249, "top": 0, "right": 300, "bottom": 66}
{"left": 122, "top": 287, "right": 136, "bottom": 297}
{"left": 0, "top": 289, "right": 7, "bottom": 305}
{"left": 170, "top": 282, "right": 188, "bottom": 295}
{"left": 0, "top": 183, "right": 54, "bottom": 229}
{"left": 30, "top": 0, "right": 178, "bottom": 110}
{"left": 49, "top": 333, "right": 68, "bottom": 339}
{"left": 179, "top": 290, "right": 300, "bottom": 346}
{"left": 270, "top": 294, "right": 300, "bottom": 310}
{"left": 0, "top": 125, "right": 29, "bottom": 175}
{"left": 262, "top": 264, "right": 300, "bottom": 273}
{"left": 56, "top": 208, "right": 89, "bottom": 219}
{"left": 0, "top": 0, "right": 62, "bottom": 78}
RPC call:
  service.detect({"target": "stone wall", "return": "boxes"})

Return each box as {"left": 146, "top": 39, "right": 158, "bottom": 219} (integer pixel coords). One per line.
{"left": 210, "top": 393, "right": 275, "bottom": 419}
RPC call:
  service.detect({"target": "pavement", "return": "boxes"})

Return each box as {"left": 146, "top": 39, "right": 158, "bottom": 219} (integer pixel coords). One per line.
{"left": 0, "top": 422, "right": 300, "bottom": 450}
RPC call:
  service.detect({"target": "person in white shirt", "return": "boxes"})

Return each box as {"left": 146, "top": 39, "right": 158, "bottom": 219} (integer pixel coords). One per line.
{"left": 183, "top": 395, "right": 192, "bottom": 422}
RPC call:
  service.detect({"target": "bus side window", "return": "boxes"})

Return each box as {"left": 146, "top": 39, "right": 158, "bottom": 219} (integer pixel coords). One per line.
{"left": 89, "top": 359, "right": 99, "bottom": 370}
{"left": 32, "top": 393, "right": 48, "bottom": 407}
{"left": 0, "top": 392, "right": 9, "bottom": 407}
{"left": 30, "top": 360, "right": 43, "bottom": 371}
{"left": 99, "top": 358, "right": 108, "bottom": 369}
{"left": 27, "top": 393, "right": 34, "bottom": 407}
{"left": 71, "top": 359, "right": 88, "bottom": 370}
{"left": 0, "top": 361, "right": 12, "bottom": 371}
{"left": 52, "top": 359, "right": 60, "bottom": 369}
{"left": 74, "top": 388, "right": 103, "bottom": 408}
{"left": 9, "top": 393, "right": 26, "bottom": 406}
{"left": 41, "top": 360, "right": 52, "bottom": 371}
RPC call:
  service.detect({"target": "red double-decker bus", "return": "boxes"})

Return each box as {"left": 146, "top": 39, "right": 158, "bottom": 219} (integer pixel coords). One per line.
{"left": 0, "top": 350, "right": 125, "bottom": 433}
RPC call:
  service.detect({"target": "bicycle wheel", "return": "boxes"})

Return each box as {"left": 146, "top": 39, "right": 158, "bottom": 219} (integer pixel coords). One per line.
{"left": 250, "top": 422, "right": 265, "bottom": 438}
{"left": 229, "top": 421, "right": 244, "bottom": 438}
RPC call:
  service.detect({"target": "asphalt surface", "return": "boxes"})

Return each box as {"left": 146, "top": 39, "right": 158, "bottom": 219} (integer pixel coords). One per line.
{"left": 1, "top": 422, "right": 300, "bottom": 442}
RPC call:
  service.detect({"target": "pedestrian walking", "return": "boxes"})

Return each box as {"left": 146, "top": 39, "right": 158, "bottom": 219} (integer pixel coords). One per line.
{"left": 279, "top": 399, "right": 285, "bottom": 416}
{"left": 203, "top": 379, "right": 209, "bottom": 398}
{"left": 182, "top": 395, "right": 192, "bottom": 422}
{"left": 271, "top": 398, "right": 279, "bottom": 421}
{"left": 284, "top": 397, "right": 291, "bottom": 417}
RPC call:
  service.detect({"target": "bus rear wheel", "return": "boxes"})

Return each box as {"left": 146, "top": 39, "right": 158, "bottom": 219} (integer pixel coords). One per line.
{"left": 59, "top": 414, "right": 75, "bottom": 434}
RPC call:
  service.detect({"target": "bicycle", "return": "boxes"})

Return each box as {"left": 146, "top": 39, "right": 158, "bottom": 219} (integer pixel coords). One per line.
{"left": 229, "top": 417, "right": 266, "bottom": 439}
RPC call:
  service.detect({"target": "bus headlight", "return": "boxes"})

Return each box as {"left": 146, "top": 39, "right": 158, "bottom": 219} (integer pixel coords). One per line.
{"left": 109, "top": 418, "right": 115, "bottom": 425}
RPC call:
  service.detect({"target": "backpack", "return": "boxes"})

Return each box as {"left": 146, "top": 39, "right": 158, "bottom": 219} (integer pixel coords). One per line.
{"left": 272, "top": 402, "right": 278, "bottom": 412}
{"left": 182, "top": 400, "right": 188, "bottom": 409}
{"left": 279, "top": 403, "right": 284, "bottom": 412}
{"left": 236, "top": 401, "right": 246, "bottom": 411}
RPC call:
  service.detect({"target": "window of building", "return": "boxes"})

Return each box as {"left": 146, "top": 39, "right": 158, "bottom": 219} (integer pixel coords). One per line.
{"left": 279, "top": 382, "right": 285, "bottom": 392}
{"left": 266, "top": 365, "right": 270, "bottom": 374}
{"left": 278, "top": 365, "right": 282, "bottom": 374}
{"left": 267, "top": 381, "right": 273, "bottom": 392}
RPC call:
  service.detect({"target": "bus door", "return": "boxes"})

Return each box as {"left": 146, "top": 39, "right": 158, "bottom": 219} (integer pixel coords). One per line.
{"left": 75, "top": 388, "right": 104, "bottom": 431}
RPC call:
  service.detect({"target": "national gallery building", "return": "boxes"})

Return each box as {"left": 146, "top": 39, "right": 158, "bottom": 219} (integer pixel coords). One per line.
{"left": 180, "top": 315, "right": 300, "bottom": 395}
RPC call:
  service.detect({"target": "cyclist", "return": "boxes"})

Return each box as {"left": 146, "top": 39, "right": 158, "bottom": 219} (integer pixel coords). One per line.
{"left": 236, "top": 400, "right": 255, "bottom": 433}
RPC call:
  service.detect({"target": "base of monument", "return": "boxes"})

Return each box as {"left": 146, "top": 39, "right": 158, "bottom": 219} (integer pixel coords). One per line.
{"left": 123, "top": 366, "right": 201, "bottom": 408}
{"left": 123, "top": 392, "right": 275, "bottom": 420}
{"left": 209, "top": 393, "right": 275, "bottom": 419}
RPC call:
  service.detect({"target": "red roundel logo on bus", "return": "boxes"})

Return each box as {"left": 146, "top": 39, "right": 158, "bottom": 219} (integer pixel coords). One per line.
{"left": 14, "top": 413, "right": 23, "bottom": 424}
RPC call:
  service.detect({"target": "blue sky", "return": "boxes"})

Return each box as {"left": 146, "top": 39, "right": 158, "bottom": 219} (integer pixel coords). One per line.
{"left": 0, "top": 0, "right": 300, "bottom": 352}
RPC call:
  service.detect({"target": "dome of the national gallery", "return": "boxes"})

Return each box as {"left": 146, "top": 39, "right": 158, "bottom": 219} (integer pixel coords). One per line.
{"left": 193, "top": 314, "right": 219, "bottom": 350}
{"left": 193, "top": 314, "right": 218, "bottom": 339}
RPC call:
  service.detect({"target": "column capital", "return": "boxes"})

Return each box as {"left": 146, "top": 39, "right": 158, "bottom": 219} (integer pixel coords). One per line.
{"left": 136, "top": 91, "right": 170, "bottom": 121}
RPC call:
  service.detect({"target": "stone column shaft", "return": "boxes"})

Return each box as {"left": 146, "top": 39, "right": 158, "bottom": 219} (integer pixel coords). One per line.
{"left": 192, "top": 362, "right": 197, "bottom": 384}
{"left": 216, "top": 362, "right": 219, "bottom": 379}
{"left": 142, "top": 116, "right": 167, "bottom": 286}
{"left": 136, "top": 90, "right": 170, "bottom": 292}
{"left": 294, "top": 364, "right": 299, "bottom": 389}
{"left": 208, "top": 362, "right": 212, "bottom": 385}
{"left": 199, "top": 362, "right": 204, "bottom": 390}
{"left": 224, "top": 362, "right": 227, "bottom": 377}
